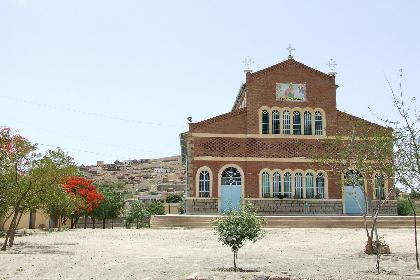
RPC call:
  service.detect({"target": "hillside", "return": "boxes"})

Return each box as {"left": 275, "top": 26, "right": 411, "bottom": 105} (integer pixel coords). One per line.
{"left": 79, "top": 155, "right": 185, "bottom": 198}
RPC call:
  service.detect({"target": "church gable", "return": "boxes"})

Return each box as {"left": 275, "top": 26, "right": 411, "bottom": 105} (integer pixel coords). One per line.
{"left": 245, "top": 58, "right": 338, "bottom": 134}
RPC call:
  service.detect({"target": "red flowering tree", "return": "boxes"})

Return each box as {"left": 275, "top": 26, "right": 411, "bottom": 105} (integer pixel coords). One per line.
{"left": 63, "top": 176, "right": 104, "bottom": 228}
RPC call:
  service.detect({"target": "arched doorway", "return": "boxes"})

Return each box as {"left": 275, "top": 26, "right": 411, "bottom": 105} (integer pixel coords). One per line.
{"left": 344, "top": 170, "right": 366, "bottom": 214}
{"left": 220, "top": 167, "right": 242, "bottom": 212}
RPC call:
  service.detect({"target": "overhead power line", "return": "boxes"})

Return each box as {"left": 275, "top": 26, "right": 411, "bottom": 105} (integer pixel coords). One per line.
{"left": 0, "top": 95, "right": 183, "bottom": 128}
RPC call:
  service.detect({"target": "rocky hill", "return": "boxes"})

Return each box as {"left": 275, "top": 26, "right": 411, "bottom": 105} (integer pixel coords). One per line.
{"left": 79, "top": 155, "right": 185, "bottom": 198}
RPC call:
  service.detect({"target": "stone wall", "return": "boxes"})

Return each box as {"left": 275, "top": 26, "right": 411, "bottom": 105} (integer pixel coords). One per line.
{"left": 246, "top": 198, "right": 343, "bottom": 215}
{"left": 186, "top": 198, "right": 218, "bottom": 214}
{"left": 372, "top": 200, "right": 398, "bottom": 216}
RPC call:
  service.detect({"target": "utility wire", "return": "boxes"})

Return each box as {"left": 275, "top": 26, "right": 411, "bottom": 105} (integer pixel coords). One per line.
{"left": 0, "top": 95, "right": 183, "bottom": 128}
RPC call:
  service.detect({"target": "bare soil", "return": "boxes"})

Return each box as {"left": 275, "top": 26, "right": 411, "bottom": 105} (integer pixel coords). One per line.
{"left": 0, "top": 228, "right": 419, "bottom": 279}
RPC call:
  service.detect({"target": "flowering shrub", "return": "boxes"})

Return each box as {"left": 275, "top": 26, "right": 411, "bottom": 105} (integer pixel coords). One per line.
{"left": 63, "top": 176, "right": 104, "bottom": 213}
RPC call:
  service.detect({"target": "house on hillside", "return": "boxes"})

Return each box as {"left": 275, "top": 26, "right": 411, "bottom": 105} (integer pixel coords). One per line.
{"left": 181, "top": 52, "right": 396, "bottom": 215}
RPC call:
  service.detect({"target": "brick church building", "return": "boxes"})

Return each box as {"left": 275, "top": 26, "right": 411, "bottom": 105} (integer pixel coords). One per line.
{"left": 181, "top": 53, "right": 397, "bottom": 215}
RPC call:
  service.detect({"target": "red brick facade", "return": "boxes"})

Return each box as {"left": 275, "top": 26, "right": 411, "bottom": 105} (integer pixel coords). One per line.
{"left": 184, "top": 58, "right": 394, "bottom": 214}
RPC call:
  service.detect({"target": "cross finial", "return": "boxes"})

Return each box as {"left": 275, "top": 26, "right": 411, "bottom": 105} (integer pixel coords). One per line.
{"left": 327, "top": 58, "right": 338, "bottom": 76}
{"left": 242, "top": 56, "right": 254, "bottom": 73}
{"left": 286, "top": 43, "right": 296, "bottom": 59}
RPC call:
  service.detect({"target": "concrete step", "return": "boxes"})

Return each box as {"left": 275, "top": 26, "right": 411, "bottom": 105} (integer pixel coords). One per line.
{"left": 150, "top": 215, "right": 420, "bottom": 229}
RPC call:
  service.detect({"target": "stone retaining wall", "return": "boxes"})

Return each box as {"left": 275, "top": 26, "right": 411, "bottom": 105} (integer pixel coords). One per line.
{"left": 246, "top": 198, "right": 343, "bottom": 215}
{"left": 372, "top": 200, "right": 398, "bottom": 216}
{"left": 186, "top": 198, "right": 218, "bottom": 213}
{"left": 185, "top": 198, "right": 398, "bottom": 215}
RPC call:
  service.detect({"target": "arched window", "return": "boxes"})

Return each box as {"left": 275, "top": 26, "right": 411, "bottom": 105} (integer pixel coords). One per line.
{"left": 345, "top": 170, "right": 364, "bottom": 187}
{"left": 199, "top": 170, "right": 210, "bottom": 197}
{"left": 221, "top": 167, "right": 242, "bottom": 185}
{"left": 272, "top": 110, "right": 280, "bottom": 134}
{"left": 316, "top": 173, "right": 325, "bottom": 199}
{"left": 261, "top": 171, "right": 270, "bottom": 197}
{"left": 293, "top": 111, "right": 301, "bottom": 135}
{"left": 273, "top": 171, "right": 281, "bottom": 197}
{"left": 315, "top": 111, "right": 323, "bottom": 135}
{"left": 284, "top": 172, "right": 292, "bottom": 198}
{"left": 304, "top": 111, "right": 312, "bottom": 135}
{"left": 375, "top": 174, "right": 386, "bottom": 200}
{"left": 262, "top": 110, "right": 269, "bottom": 134}
{"left": 295, "top": 172, "right": 303, "bottom": 198}
{"left": 283, "top": 111, "right": 291, "bottom": 134}
{"left": 306, "top": 172, "right": 314, "bottom": 198}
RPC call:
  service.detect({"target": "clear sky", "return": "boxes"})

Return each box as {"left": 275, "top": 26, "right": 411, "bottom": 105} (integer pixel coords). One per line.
{"left": 0, "top": 0, "right": 419, "bottom": 165}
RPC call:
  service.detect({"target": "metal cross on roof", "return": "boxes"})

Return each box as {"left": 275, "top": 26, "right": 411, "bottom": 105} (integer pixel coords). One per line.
{"left": 327, "top": 58, "right": 338, "bottom": 72}
{"left": 242, "top": 56, "right": 254, "bottom": 73}
{"left": 286, "top": 43, "right": 296, "bottom": 59}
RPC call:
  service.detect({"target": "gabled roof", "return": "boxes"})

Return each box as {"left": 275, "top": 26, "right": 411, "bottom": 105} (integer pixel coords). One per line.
{"left": 190, "top": 107, "right": 247, "bottom": 129}
{"left": 337, "top": 110, "right": 392, "bottom": 131}
{"left": 249, "top": 58, "right": 333, "bottom": 81}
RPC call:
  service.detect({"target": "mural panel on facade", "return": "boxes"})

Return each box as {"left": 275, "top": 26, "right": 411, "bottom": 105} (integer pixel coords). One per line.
{"left": 276, "top": 83, "right": 306, "bottom": 101}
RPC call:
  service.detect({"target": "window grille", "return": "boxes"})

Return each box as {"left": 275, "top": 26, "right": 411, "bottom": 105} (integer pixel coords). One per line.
{"left": 316, "top": 173, "right": 325, "bottom": 198}
{"left": 315, "top": 111, "right": 323, "bottom": 135}
{"left": 306, "top": 173, "right": 314, "bottom": 198}
{"left": 272, "top": 110, "right": 280, "bottom": 134}
{"left": 262, "top": 171, "right": 270, "bottom": 197}
{"left": 295, "top": 172, "right": 303, "bottom": 198}
{"left": 304, "top": 111, "right": 312, "bottom": 135}
{"left": 273, "top": 172, "right": 281, "bottom": 197}
{"left": 262, "top": 110, "right": 269, "bottom": 134}
{"left": 293, "top": 111, "right": 301, "bottom": 135}
{"left": 199, "top": 170, "right": 210, "bottom": 197}
{"left": 283, "top": 111, "right": 291, "bottom": 134}
{"left": 284, "top": 172, "right": 292, "bottom": 198}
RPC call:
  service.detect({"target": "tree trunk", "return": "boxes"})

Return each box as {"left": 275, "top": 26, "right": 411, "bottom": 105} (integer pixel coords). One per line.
{"left": 233, "top": 251, "right": 239, "bottom": 271}
{"left": 112, "top": 220, "right": 114, "bottom": 229}
{"left": 409, "top": 197, "right": 420, "bottom": 269}
{"left": 365, "top": 235, "right": 374, "bottom": 255}
{"left": 1, "top": 209, "right": 19, "bottom": 251}
{"left": 92, "top": 218, "right": 96, "bottom": 229}
{"left": 9, "top": 210, "right": 24, "bottom": 247}
{"left": 84, "top": 215, "right": 87, "bottom": 229}
{"left": 102, "top": 219, "right": 106, "bottom": 229}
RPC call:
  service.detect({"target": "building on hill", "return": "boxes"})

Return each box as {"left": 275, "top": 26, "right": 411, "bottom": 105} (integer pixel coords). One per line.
{"left": 181, "top": 51, "right": 397, "bottom": 215}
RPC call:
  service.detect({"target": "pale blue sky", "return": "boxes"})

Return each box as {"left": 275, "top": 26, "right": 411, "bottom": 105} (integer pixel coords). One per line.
{"left": 0, "top": 0, "right": 419, "bottom": 165}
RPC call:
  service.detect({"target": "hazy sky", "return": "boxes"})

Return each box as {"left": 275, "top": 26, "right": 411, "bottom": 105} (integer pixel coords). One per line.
{"left": 0, "top": 0, "right": 419, "bottom": 165}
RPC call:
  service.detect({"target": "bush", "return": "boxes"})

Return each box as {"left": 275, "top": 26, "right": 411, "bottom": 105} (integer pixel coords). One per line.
{"left": 397, "top": 198, "right": 412, "bottom": 216}
{"left": 125, "top": 201, "right": 149, "bottom": 229}
{"left": 0, "top": 230, "right": 5, "bottom": 238}
{"left": 166, "top": 193, "right": 183, "bottom": 203}
{"left": 147, "top": 200, "right": 165, "bottom": 216}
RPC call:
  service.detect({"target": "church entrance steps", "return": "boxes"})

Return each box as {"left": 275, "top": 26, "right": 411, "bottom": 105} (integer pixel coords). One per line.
{"left": 150, "top": 215, "right": 419, "bottom": 229}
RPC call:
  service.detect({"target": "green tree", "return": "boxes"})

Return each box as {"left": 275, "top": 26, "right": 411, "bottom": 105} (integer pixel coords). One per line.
{"left": 44, "top": 187, "right": 74, "bottom": 230}
{"left": 0, "top": 134, "right": 77, "bottom": 251}
{"left": 125, "top": 201, "right": 149, "bottom": 229}
{"left": 213, "top": 203, "right": 265, "bottom": 271}
{"left": 92, "top": 184, "right": 125, "bottom": 229}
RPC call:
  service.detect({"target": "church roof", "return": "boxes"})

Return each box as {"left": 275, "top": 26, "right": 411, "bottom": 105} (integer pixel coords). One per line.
{"left": 190, "top": 107, "right": 247, "bottom": 129}
{"left": 249, "top": 58, "right": 332, "bottom": 81}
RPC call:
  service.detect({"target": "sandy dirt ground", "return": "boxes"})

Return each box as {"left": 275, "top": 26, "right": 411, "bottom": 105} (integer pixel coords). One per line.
{"left": 0, "top": 228, "right": 419, "bottom": 280}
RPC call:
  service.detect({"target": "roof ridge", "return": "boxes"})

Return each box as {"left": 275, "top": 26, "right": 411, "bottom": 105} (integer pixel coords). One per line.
{"left": 250, "top": 58, "right": 332, "bottom": 80}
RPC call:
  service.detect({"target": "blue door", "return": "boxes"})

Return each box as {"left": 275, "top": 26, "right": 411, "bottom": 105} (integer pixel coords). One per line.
{"left": 344, "top": 185, "right": 366, "bottom": 214}
{"left": 221, "top": 185, "right": 242, "bottom": 212}
{"left": 220, "top": 167, "right": 242, "bottom": 212}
